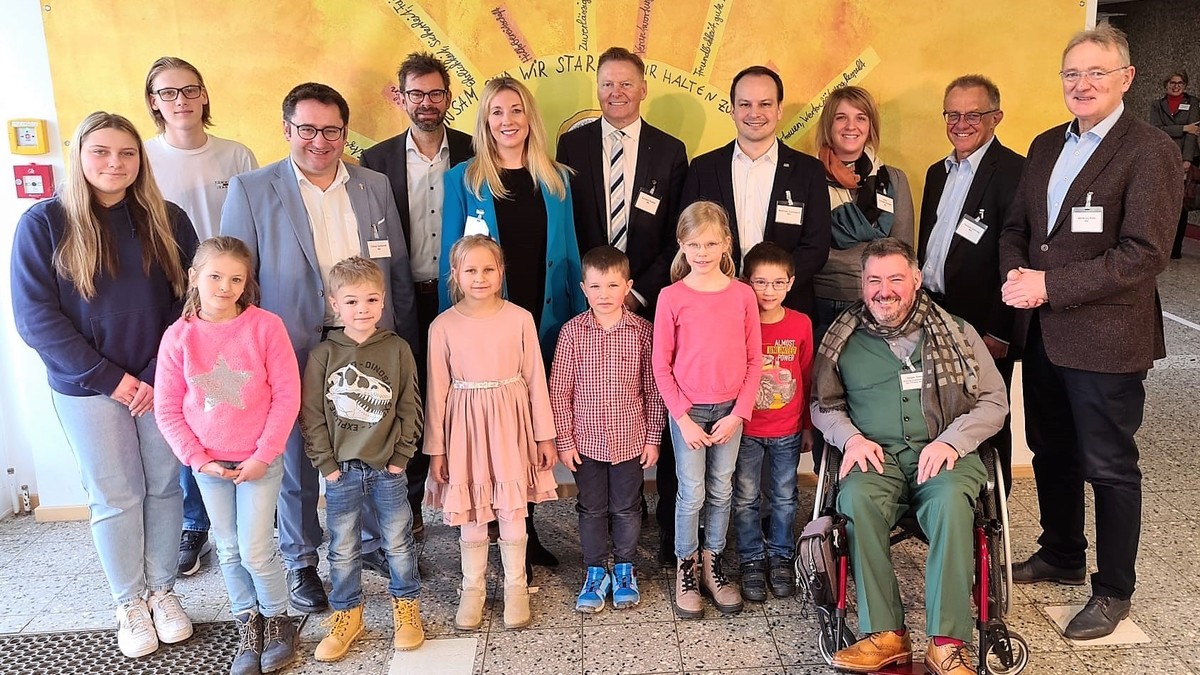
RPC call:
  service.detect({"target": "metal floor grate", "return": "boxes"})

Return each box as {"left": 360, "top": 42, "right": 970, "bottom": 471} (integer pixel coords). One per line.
{"left": 0, "top": 618, "right": 304, "bottom": 675}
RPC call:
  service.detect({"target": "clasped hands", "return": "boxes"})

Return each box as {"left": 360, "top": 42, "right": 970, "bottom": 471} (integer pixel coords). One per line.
{"left": 1001, "top": 268, "right": 1047, "bottom": 309}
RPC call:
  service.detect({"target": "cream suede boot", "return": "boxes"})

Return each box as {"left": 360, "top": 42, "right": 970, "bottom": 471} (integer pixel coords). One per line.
{"left": 499, "top": 537, "right": 531, "bottom": 628}
{"left": 455, "top": 539, "right": 489, "bottom": 630}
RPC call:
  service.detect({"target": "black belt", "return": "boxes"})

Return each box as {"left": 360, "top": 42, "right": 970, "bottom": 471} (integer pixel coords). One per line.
{"left": 414, "top": 279, "right": 439, "bottom": 295}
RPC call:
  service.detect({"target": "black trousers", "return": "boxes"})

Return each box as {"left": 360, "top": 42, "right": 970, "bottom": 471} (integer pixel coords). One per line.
{"left": 992, "top": 353, "right": 1015, "bottom": 496}
{"left": 404, "top": 287, "right": 440, "bottom": 512}
{"left": 1022, "top": 314, "right": 1145, "bottom": 599}
{"left": 1172, "top": 208, "right": 1191, "bottom": 258}
{"left": 655, "top": 426, "right": 677, "bottom": 545}
{"left": 576, "top": 455, "right": 644, "bottom": 566}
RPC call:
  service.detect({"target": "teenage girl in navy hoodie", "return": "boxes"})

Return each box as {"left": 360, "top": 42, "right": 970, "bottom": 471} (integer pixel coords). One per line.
{"left": 10, "top": 112, "right": 199, "bottom": 659}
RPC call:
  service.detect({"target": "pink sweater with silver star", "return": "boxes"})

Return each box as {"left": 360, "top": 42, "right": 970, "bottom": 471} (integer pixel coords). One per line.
{"left": 155, "top": 305, "right": 301, "bottom": 470}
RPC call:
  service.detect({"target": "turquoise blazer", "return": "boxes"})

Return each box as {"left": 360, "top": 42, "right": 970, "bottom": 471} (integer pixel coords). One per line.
{"left": 439, "top": 160, "right": 587, "bottom": 359}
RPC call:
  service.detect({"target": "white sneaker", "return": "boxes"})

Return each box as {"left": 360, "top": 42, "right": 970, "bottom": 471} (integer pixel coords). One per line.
{"left": 147, "top": 590, "right": 194, "bottom": 643}
{"left": 116, "top": 597, "right": 159, "bottom": 658}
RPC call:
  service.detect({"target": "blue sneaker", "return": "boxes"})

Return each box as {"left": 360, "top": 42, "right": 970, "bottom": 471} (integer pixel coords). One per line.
{"left": 575, "top": 566, "right": 610, "bottom": 614}
{"left": 612, "top": 562, "right": 640, "bottom": 609}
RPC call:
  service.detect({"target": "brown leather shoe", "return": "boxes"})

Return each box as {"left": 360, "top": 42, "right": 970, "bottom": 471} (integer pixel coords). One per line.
{"left": 699, "top": 550, "right": 743, "bottom": 614}
{"left": 924, "top": 641, "right": 978, "bottom": 675}
{"left": 831, "top": 630, "right": 912, "bottom": 673}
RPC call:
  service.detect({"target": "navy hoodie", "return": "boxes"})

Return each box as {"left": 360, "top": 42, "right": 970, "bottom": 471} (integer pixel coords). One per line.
{"left": 11, "top": 196, "right": 198, "bottom": 397}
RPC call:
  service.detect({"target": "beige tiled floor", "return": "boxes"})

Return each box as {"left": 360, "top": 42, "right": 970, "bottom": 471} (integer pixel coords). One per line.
{"left": 3, "top": 239, "right": 1200, "bottom": 674}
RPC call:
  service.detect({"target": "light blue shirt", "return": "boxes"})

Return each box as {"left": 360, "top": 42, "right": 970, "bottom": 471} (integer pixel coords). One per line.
{"left": 921, "top": 136, "right": 994, "bottom": 294}
{"left": 1046, "top": 102, "right": 1124, "bottom": 232}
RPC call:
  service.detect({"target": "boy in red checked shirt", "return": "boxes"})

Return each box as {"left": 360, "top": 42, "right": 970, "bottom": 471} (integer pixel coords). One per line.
{"left": 732, "top": 242, "right": 815, "bottom": 603}
{"left": 550, "top": 246, "right": 666, "bottom": 614}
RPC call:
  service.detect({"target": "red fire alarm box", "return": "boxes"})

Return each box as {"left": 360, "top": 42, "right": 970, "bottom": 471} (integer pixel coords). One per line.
{"left": 14, "top": 163, "right": 54, "bottom": 199}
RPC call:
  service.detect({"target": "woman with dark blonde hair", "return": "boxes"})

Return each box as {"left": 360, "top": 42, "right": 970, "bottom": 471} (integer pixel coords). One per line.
{"left": 10, "top": 112, "right": 198, "bottom": 659}
{"left": 438, "top": 77, "right": 586, "bottom": 572}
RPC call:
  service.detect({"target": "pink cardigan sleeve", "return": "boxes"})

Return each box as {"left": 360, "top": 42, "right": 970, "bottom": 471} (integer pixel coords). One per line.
{"left": 732, "top": 285, "right": 763, "bottom": 421}
{"left": 522, "top": 312, "right": 556, "bottom": 442}
{"left": 652, "top": 291, "right": 693, "bottom": 420}
{"left": 154, "top": 321, "right": 216, "bottom": 471}
{"left": 251, "top": 312, "right": 301, "bottom": 466}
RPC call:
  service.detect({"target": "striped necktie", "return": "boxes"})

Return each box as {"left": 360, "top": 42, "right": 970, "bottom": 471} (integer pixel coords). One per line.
{"left": 608, "top": 129, "right": 627, "bottom": 250}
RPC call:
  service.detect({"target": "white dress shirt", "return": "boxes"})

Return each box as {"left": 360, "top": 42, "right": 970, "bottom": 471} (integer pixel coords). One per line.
{"left": 405, "top": 131, "right": 450, "bottom": 281}
{"left": 600, "top": 116, "right": 641, "bottom": 246}
{"left": 293, "top": 159, "right": 360, "bottom": 325}
{"left": 731, "top": 138, "right": 778, "bottom": 259}
{"left": 921, "top": 135, "right": 994, "bottom": 294}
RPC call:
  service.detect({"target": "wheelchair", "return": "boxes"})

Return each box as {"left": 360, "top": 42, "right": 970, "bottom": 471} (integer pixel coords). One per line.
{"left": 795, "top": 443, "right": 1029, "bottom": 674}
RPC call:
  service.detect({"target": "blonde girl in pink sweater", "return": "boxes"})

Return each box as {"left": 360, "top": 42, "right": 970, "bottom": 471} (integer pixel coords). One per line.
{"left": 155, "top": 236, "right": 301, "bottom": 674}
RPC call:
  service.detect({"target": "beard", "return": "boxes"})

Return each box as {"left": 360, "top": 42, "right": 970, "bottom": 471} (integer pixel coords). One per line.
{"left": 409, "top": 107, "right": 446, "bottom": 132}
{"left": 867, "top": 294, "right": 911, "bottom": 327}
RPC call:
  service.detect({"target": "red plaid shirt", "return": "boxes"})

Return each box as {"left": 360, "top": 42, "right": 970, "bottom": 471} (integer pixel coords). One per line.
{"left": 549, "top": 308, "right": 667, "bottom": 464}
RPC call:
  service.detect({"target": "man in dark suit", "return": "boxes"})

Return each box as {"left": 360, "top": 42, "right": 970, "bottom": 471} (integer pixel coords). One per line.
{"left": 556, "top": 46, "right": 688, "bottom": 566}
{"left": 359, "top": 52, "right": 473, "bottom": 546}
{"left": 917, "top": 74, "right": 1023, "bottom": 492}
{"left": 999, "top": 25, "right": 1182, "bottom": 640}
{"left": 681, "top": 66, "right": 831, "bottom": 317}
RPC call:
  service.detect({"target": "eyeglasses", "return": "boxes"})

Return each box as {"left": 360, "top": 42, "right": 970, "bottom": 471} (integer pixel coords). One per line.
{"left": 749, "top": 279, "right": 792, "bottom": 291}
{"left": 943, "top": 110, "right": 999, "bottom": 125}
{"left": 1059, "top": 66, "right": 1129, "bottom": 84}
{"left": 153, "top": 85, "right": 204, "bottom": 101}
{"left": 286, "top": 121, "right": 345, "bottom": 141}
{"left": 1167, "top": 80, "right": 1186, "bottom": 86}
{"left": 681, "top": 242, "right": 724, "bottom": 253}
{"left": 404, "top": 88, "right": 449, "bottom": 104}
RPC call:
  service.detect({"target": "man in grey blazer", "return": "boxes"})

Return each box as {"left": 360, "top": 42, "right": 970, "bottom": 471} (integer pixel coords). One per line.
{"left": 221, "top": 82, "right": 418, "bottom": 613}
{"left": 999, "top": 25, "right": 1182, "bottom": 640}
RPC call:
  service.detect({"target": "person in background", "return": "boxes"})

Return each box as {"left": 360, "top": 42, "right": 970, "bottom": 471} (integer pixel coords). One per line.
{"left": 11, "top": 112, "right": 198, "bottom": 659}
{"left": 143, "top": 55, "right": 259, "bottom": 578}
{"left": 439, "top": 77, "right": 587, "bottom": 574}
{"left": 1148, "top": 69, "right": 1200, "bottom": 259}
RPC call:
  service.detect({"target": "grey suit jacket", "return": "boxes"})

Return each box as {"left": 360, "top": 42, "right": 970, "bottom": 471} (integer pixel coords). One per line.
{"left": 220, "top": 158, "right": 418, "bottom": 360}
{"left": 998, "top": 107, "right": 1182, "bottom": 373}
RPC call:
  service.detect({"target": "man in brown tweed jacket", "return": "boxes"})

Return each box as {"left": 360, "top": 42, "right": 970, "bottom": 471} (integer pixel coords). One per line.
{"left": 998, "top": 24, "right": 1182, "bottom": 641}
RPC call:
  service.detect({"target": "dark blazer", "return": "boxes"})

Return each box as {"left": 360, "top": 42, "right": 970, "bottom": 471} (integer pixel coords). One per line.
{"left": 1148, "top": 92, "right": 1200, "bottom": 163}
{"left": 998, "top": 107, "right": 1183, "bottom": 373}
{"left": 359, "top": 126, "right": 475, "bottom": 247}
{"left": 681, "top": 140, "right": 832, "bottom": 315}
{"left": 918, "top": 138, "right": 1024, "bottom": 342}
{"left": 555, "top": 119, "right": 687, "bottom": 310}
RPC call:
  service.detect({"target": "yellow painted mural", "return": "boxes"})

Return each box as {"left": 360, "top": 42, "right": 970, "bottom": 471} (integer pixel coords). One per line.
{"left": 40, "top": 1, "right": 1086, "bottom": 211}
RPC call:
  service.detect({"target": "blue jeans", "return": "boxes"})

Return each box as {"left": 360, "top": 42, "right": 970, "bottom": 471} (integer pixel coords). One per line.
{"left": 671, "top": 400, "right": 742, "bottom": 559}
{"left": 194, "top": 457, "right": 288, "bottom": 616}
{"left": 180, "top": 466, "right": 210, "bottom": 533}
{"left": 732, "top": 433, "right": 802, "bottom": 561}
{"left": 324, "top": 460, "right": 420, "bottom": 609}
{"left": 51, "top": 392, "right": 182, "bottom": 603}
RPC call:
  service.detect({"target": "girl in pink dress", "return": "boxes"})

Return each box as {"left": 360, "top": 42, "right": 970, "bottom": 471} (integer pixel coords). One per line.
{"left": 424, "top": 234, "right": 558, "bottom": 631}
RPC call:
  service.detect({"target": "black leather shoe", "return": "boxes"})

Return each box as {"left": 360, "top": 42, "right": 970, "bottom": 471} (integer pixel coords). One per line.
{"left": 741, "top": 559, "right": 768, "bottom": 602}
{"left": 1012, "top": 553, "right": 1086, "bottom": 585}
{"left": 526, "top": 516, "right": 559, "bottom": 567}
{"left": 361, "top": 549, "right": 389, "bottom": 577}
{"left": 1064, "top": 595, "right": 1130, "bottom": 640}
{"left": 287, "top": 566, "right": 329, "bottom": 613}
{"left": 768, "top": 556, "right": 797, "bottom": 598}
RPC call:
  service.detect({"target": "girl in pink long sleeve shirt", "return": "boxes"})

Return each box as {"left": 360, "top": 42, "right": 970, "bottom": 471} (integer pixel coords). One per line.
{"left": 653, "top": 202, "right": 762, "bottom": 619}
{"left": 155, "top": 237, "right": 300, "bottom": 672}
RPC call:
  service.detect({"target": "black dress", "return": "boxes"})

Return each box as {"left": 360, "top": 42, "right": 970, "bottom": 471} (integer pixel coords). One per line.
{"left": 494, "top": 167, "right": 549, "bottom": 326}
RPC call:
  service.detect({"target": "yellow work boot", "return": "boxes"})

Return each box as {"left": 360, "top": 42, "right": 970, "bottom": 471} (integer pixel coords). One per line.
{"left": 391, "top": 597, "right": 425, "bottom": 651}
{"left": 313, "top": 605, "right": 365, "bottom": 662}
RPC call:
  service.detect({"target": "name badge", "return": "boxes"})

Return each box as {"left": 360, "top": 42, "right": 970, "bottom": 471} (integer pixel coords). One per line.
{"left": 877, "top": 193, "right": 895, "bottom": 213}
{"left": 367, "top": 240, "right": 392, "bottom": 259}
{"left": 955, "top": 214, "right": 987, "bottom": 245}
{"left": 1180, "top": 103, "right": 1192, "bottom": 111}
{"left": 634, "top": 189, "right": 660, "bottom": 215}
{"left": 1071, "top": 206, "right": 1104, "bottom": 233}
{"left": 464, "top": 209, "right": 489, "bottom": 237}
{"left": 900, "top": 370, "right": 923, "bottom": 390}
{"left": 776, "top": 203, "right": 804, "bottom": 226}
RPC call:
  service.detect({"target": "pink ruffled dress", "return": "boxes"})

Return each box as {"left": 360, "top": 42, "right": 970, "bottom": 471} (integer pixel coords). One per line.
{"left": 423, "top": 301, "right": 558, "bottom": 525}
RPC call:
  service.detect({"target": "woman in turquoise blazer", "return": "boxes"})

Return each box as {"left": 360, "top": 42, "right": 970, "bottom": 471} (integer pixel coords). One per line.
{"left": 439, "top": 77, "right": 586, "bottom": 360}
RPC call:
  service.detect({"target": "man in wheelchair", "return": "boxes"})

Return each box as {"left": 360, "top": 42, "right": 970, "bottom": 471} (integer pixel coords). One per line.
{"left": 810, "top": 238, "right": 1009, "bottom": 675}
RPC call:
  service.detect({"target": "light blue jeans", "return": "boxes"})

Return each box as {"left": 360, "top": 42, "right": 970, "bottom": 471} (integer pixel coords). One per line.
{"left": 324, "top": 460, "right": 420, "bottom": 609}
{"left": 671, "top": 400, "right": 743, "bottom": 559}
{"left": 51, "top": 392, "right": 182, "bottom": 604}
{"left": 194, "top": 457, "right": 288, "bottom": 616}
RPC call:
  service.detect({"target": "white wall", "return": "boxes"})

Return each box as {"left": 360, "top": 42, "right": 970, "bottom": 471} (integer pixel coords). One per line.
{"left": 0, "top": 0, "right": 87, "bottom": 516}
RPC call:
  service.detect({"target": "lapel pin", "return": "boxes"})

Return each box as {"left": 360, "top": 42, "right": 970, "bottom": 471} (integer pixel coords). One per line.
{"left": 358, "top": 183, "right": 365, "bottom": 191}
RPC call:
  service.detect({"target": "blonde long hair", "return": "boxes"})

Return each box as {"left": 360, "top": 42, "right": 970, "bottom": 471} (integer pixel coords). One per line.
{"left": 670, "top": 201, "right": 736, "bottom": 282}
{"left": 181, "top": 237, "right": 259, "bottom": 320}
{"left": 466, "top": 77, "right": 567, "bottom": 200}
{"left": 446, "top": 235, "right": 505, "bottom": 303}
{"left": 56, "top": 112, "right": 187, "bottom": 300}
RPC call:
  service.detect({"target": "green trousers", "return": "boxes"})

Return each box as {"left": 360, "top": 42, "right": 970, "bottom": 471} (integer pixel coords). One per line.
{"left": 837, "top": 446, "right": 986, "bottom": 641}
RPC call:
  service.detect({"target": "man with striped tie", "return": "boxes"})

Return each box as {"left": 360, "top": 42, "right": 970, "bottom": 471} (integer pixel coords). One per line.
{"left": 681, "top": 66, "right": 832, "bottom": 317}
{"left": 556, "top": 45, "right": 689, "bottom": 566}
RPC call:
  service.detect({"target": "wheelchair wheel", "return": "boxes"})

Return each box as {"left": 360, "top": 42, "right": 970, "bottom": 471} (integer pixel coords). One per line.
{"left": 814, "top": 606, "right": 855, "bottom": 664}
{"left": 983, "top": 630, "right": 1029, "bottom": 674}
